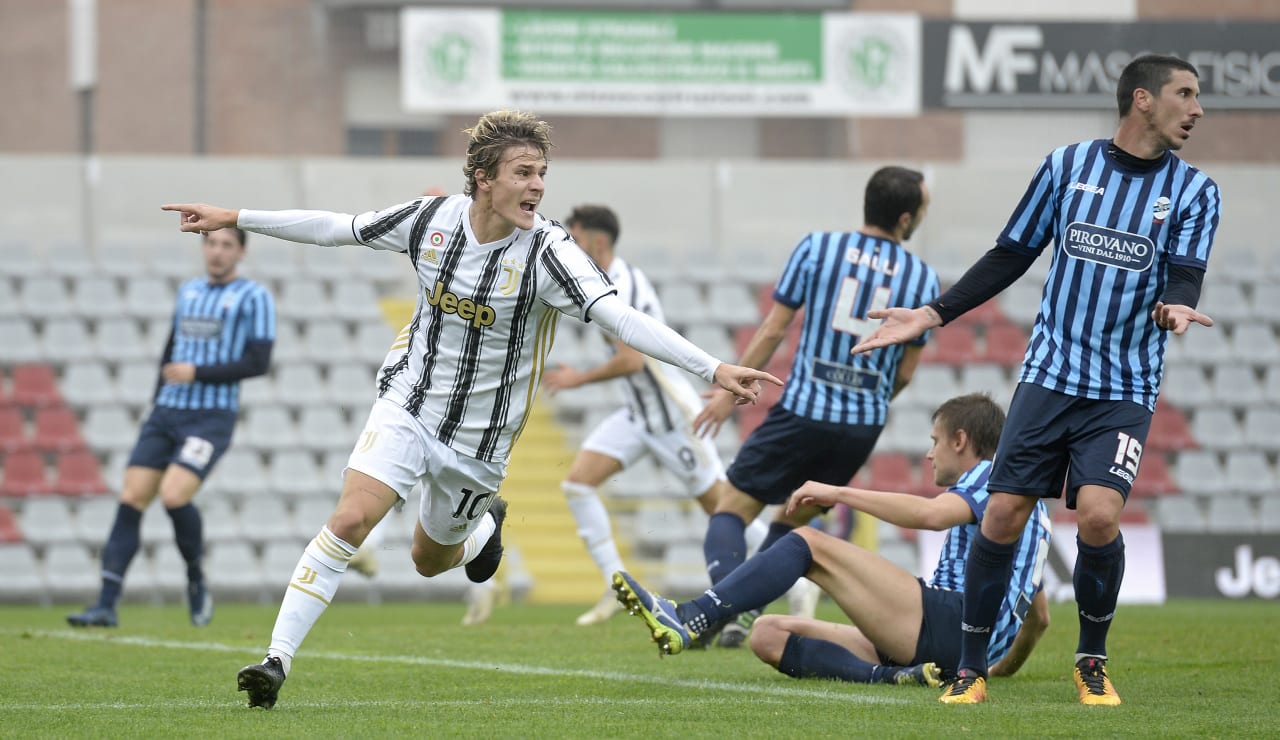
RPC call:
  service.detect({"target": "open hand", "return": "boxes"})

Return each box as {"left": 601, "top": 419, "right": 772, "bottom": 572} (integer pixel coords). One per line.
{"left": 1152, "top": 301, "right": 1214, "bottom": 335}
{"left": 850, "top": 306, "right": 938, "bottom": 355}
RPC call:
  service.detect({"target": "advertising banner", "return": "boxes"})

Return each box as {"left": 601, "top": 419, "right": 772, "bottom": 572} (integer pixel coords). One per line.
{"left": 402, "top": 8, "right": 920, "bottom": 117}
{"left": 918, "top": 523, "right": 1166, "bottom": 604}
{"left": 923, "top": 21, "right": 1280, "bottom": 110}
{"left": 1162, "top": 533, "right": 1280, "bottom": 599}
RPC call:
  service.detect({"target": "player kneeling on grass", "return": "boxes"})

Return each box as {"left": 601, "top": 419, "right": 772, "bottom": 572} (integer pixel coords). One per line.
{"left": 614, "top": 393, "right": 1051, "bottom": 689}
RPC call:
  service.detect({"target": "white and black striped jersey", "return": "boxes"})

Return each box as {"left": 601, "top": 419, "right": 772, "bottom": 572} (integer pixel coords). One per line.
{"left": 598, "top": 256, "right": 704, "bottom": 434}
{"left": 358, "top": 194, "right": 615, "bottom": 463}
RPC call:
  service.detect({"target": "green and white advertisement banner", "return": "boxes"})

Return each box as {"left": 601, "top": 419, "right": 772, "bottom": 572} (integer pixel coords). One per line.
{"left": 401, "top": 8, "right": 920, "bottom": 117}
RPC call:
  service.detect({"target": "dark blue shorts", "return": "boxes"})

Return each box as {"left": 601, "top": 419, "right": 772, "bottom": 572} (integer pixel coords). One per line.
{"left": 127, "top": 406, "right": 237, "bottom": 479}
{"left": 989, "top": 383, "right": 1153, "bottom": 508}
{"left": 726, "top": 405, "right": 881, "bottom": 506}
{"left": 884, "top": 580, "right": 964, "bottom": 671}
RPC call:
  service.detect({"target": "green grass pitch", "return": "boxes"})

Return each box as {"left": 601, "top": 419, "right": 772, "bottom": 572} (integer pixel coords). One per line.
{"left": 1, "top": 599, "right": 1273, "bottom": 738}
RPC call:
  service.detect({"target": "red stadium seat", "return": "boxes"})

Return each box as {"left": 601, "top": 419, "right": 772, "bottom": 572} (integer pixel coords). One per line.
{"left": 1130, "top": 453, "right": 1178, "bottom": 498}
{"left": 0, "top": 506, "right": 22, "bottom": 543}
{"left": 0, "top": 407, "right": 27, "bottom": 453}
{"left": 52, "top": 450, "right": 110, "bottom": 496}
{"left": 10, "top": 364, "right": 62, "bottom": 408}
{"left": 32, "top": 405, "right": 87, "bottom": 453}
{"left": 948, "top": 298, "right": 1003, "bottom": 328}
{"left": 867, "top": 453, "right": 916, "bottom": 494}
{"left": 0, "top": 449, "right": 52, "bottom": 497}
{"left": 981, "top": 322, "right": 1029, "bottom": 367}
{"left": 1147, "top": 402, "right": 1197, "bottom": 452}
{"left": 921, "top": 324, "right": 978, "bottom": 365}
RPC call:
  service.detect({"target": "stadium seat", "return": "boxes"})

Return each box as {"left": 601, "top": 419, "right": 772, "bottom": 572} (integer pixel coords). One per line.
{"left": 1206, "top": 496, "right": 1258, "bottom": 533}
{"left": 123, "top": 277, "right": 175, "bottom": 320}
{"left": 0, "top": 279, "right": 21, "bottom": 319}
{"left": 17, "top": 276, "right": 74, "bottom": 320}
{"left": 201, "top": 448, "right": 270, "bottom": 501}
{"left": 9, "top": 364, "right": 63, "bottom": 408}
{"left": 279, "top": 279, "right": 333, "bottom": 322}
{"left": 0, "top": 407, "right": 27, "bottom": 452}
{"left": 1213, "top": 248, "right": 1261, "bottom": 285}
{"left": 140, "top": 504, "right": 177, "bottom": 545}
{"left": 138, "top": 238, "right": 200, "bottom": 280}
{"left": 149, "top": 542, "right": 189, "bottom": 595}
{"left": 301, "top": 321, "right": 355, "bottom": 363}
{"left": 879, "top": 408, "right": 934, "bottom": 456}
{"left": 261, "top": 541, "right": 308, "bottom": 582}
{"left": 0, "top": 506, "right": 22, "bottom": 543}
{"left": 1200, "top": 281, "right": 1252, "bottom": 326}
{"left": 1130, "top": 453, "right": 1177, "bottom": 498}
{"left": 1159, "top": 365, "right": 1212, "bottom": 409}
{"left": 706, "top": 283, "right": 757, "bottom": 327}
{"left": 996, "top": 281, "right": 1044, "bottom": 325}
{"left": 299, "top": 407, "right": 355, "bottom": 453}
{"left": 72, "top": 495, "right": 117, "bottom": 544}
{"left": 291, "top": 499, "right": 340, "bottom": 542}
{"left": 42, "top": 542, "right": 101, "bottom": 601}
{"left": 199, "top": 499, "right": 240, "bottom": 544}
{"left": 40, "top": 318, "right": 96, "bottom": 364}
{"left": 1151, "top": 496, "right": 1204, "bottom": 533}
{"left": 205, "top": 541, "right": 266, "bottom": 600}
{"left": 267, "top": 450, "right": 326, "bottom": 500}
{"left": 32, "top": 405, "right": 87, "bottom": 452}
{"left": 0, "top": 238, "right": 42, "bottom": 279}
{"left": 18, "top": 497, "right": 76, "bottom": 546}
{"left": 1228, "top": 324, "right": 1280, "bottom": 366}
{"left": 0, "top": 319, "right": 42, "bottom": 365}
{"left": 327, "top": 362, "right": 377, "bottom": 409}
{"left": 1190, "top": 408, "right": 1245, "bottom": 452}
{"left": 654, "top": 281, "right": 705, "bottom": 327}
{"left": 270, "top": 320, "right": 307, "bottom": 365}
{"left": 59, "top": 362, "right": 120, "bottom": 409}
{"left": 979, "top": 322, "right": 1028, "bottom": 366}
{"left": 0, "top": 449, "right": 51, "bottom": 496}
{"left": 349, "top": 246, "right": 402, "bottom": 287}
{"left": 921, "top": 324, "right": 978, "bottom": 365}
{"left": 274, "top": 364, "right": 329, "bottom": 408}
{"left": 72, "top": 276, "right": 125, "bottom": 318}
{"left": 684, "top": 325, "right": 735, "bottom": 362}
{"left": 1222, "top": 451, "right": 1276, "bottom": 496}
{"left": 1210, "top": 365, "right": 1264, "bottom": 409}
{"left": 866, "top": 453, "right": 917, "bottom": 495}
{"left": 1258, "top": 497, "right": 1280, "bottom": 533}
{"left": 81, "top": 406, "right": 137, "bottom": 454}
{"left": 662, "top": 542, "right": 712, "bottom": 598}
{"left": 1147, "top": 403, "right": 1197, "bottom": 451}
{"left": 1171, "top": 327, "right": 1230, "bottom": 369}
{"left": 956, "top": 363, "right": 1013, "bottom": 400}
{"left": 354, "top": 322, "right": 396, "bottom": 360}
{"left": 893, "top": 363, "right": 959, "bottom": 412}
{"left": 1249, "top": 280, "right": 1280, "bottom": 322}
{"left": 242, "top": 407, "right": 300, "bottom": 452}
{"left": 114, "top": 360, "right": 159, "bottom": 408}
{"left": 1172, "top": 450, "right": 1228, "bottom": 497}
{"left": 238, "top": 497, "right": 293, "bottom": 545}
{"left": 53, "top": 450, "right": 110, "bottom": 496}
{"left": 93, "top": 317, "right": 150, "bottom": 363}
{"left": 0, "top": 544, "right": 46, "bottom": 602}
{"left": 300, "top": 245, "right": 349, "bottom": 282}
{"left": 1242, "top": 407, "right": 1280, "bottom": 451}
{"left": 331, "top": 281, "right": 384, "bottom": 322}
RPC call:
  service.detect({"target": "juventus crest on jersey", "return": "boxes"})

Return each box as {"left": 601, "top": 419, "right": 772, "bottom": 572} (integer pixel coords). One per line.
{"left": 354, "top": 194, "right": 615, "bottom": 463}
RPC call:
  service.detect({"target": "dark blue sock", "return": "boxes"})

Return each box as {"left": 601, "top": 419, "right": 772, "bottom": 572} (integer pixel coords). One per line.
{"left": 759, "top": 521, "right": 795, "bottom": 552}
{"left": 166, "top": 503, "right": 205, "bottom": 586}
{"left": 97, "top": 503, "right": 143, "bottom": 610}
{"left": 704, "top": 512, "right": 748, "bottom": 585}
{"left": 777, "top": 634, "right": 889, "bottom": 683}
{"left": 680, "top": 532, "right": 813, "bottom": 632}
{"left": 957, "top": 531, "right": 1016, "bottom": 677}
{"left": 1074, "top": 532, "right": 1125, "bottom": 657}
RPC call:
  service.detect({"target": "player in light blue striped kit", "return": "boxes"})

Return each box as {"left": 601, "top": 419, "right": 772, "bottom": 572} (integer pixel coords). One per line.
{"left": 853, "top": 54, "right": 1219, "bottom": 705}
{"left": 68, "top": 227, "right": 275, "bottom": 629}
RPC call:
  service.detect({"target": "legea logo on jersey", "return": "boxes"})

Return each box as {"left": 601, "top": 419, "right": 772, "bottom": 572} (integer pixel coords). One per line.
{"left": 1062, "top": 222, "right": 1154, "bottom": 272}
{"left": 425, "top": 281, "right": 496, "bottom": 328}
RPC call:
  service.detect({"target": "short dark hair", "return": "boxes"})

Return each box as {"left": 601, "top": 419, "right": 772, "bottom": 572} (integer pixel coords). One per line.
{"left": 565, "top": 205, "right": 620, "bottom": 246}
{"left": 1116, "top": 54, "right": 1199, "bottom": 117}
{"left": 204, "top": 227, "right": 247, "bottom": 247}
{"left": 864, "top": 166, "right": 925, "bottom": 233}
{"left": 932, "top": 393, "right": 1005, "bottom": 460}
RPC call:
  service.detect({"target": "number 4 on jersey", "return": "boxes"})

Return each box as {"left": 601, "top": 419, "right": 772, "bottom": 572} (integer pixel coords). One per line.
{"left": 831, "top": 278, "right": 892, "bottom": 340}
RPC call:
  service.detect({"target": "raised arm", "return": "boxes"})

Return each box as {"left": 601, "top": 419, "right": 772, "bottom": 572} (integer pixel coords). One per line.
{"left": 989, "top": 589, "right": 1050, "bottom": 677}
{"left": 161, "top": 203, "right": 361, "bottom": 247}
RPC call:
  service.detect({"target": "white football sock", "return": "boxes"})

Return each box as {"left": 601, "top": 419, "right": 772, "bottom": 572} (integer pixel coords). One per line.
{"left": 266, "top": 526, "right": 357, "bottom": 674}
{"left": 454, "top": 511, "right": 497, "bottom": 569}
{"left": 563, "top": 481, "right": 625, "bottom": 585}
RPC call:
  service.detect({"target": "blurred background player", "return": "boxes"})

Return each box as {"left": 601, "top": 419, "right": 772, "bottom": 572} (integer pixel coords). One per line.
{"left": 692, "top": 166, "right": 941, "bottom": 646}
{"left": 613, "top": 393, "right": 1051, "bottom": 688}
{"left": 67, "top": 227, "right": 276, "bottom": 628}
{"left": 851, "top": 55, "right": 1219, "bottom": 706}
{"left": 163, "top": 110, "right": 780, "bottom": 709}
{"left": 542, "top": 204, "right": 768, "bottom": 626}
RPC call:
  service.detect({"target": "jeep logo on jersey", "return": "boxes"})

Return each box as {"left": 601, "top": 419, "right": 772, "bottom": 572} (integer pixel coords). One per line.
{"left": 1061, "top": 222, "right": 1155, "bottom": 272}
{"left": 425, "top": 281, "right": 496, "bottom": 328}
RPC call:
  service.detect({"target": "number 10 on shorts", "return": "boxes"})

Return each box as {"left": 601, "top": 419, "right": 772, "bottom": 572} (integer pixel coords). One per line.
{"left": 451, "top": 488, "right": 493, "bottom": 521}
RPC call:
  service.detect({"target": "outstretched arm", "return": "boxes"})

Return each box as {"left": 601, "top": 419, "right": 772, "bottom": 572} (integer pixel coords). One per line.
{"left": 588, "top": 294, "right": 781, "bottom": 404}
{"left": 989, "top": 590, "right": 1050, "bottom": 677}
{"left": 787, "top": 482, "right": 973, "bottom": 531}
{"left": 161, "top": 203, "right": 361, "bottom": 247}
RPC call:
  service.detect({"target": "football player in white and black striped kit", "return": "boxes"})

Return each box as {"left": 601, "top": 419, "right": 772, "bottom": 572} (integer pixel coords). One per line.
{"left": 164, "top": 110, "right": 780, "bottom": 710}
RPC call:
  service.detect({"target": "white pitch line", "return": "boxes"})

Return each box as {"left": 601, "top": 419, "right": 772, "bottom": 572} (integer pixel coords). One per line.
{"left": 16, "top": 629, "right": 907, "bottom": 705}
{"left": 0, "top": 697, "right": 678, "bottom": 712}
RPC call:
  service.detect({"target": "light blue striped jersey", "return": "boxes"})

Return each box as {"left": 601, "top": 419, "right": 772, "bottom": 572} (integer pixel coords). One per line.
{"left": 1000, "top": 139, "right": 1220, "bottom": 410}
{"left": 155, "top": 277, "right": 276, "bottom": 411}
{"left": 774, "top": 231, "right": 939, "bottom": 426}
{"left": 929, "top": 460, "right": 1053, "bottom": 666}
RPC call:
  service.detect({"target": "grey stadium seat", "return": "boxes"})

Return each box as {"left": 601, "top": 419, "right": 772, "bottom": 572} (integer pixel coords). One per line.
{"left": 302, "top": 321, "right": 355, "bottom": 362}
{"left": 1222, "top": 451, "right": 1276, "bottom": 496}
{"left": 40, "top": 318, "right": 96, "bottom": 363}
{"left": 82, "top": 406, "right": 139, "bottom": 454}
{"left": 0, "top": 319, "right": 42, "bottom": 364}
{"left": 93, "top": 317, "right": 150, "bottom": 363}
{"left": 332, "top": 281, "right": 384, "bottom": 322}
{"left": 706, "top": 283, "right": 757, "bottom": 327}
{"left": 1152, "top": 495, "right": 1205, "bottom": 533}
{"left": 42, "top": 542, "right": 101, "bottom": 601}
{"left": 0, "top": 544, "right": 46, "bottom": 603}
{"left": 1206, "top": 496, "right": 1258, "bottom": 533}
{"left": 654, "top": 281, "right": 705, "bottom": 327}
{"left": 1158, "top": 365, "right": 1212, "bottom": 409}
{"left": 1209, "top": 365, "right": 1264, "bottom": 409}
{"left": 72, "top": 276, "right": 125, "bottom": 318}
{"left": 1190, "top": 408, "right": 1245, "bottom": 452}
{"left": 274, "top": 364, "right": 329, "bottom": 408}
{"left": 201, "top": 448, "right": 271, "bottom": 500}
{"left": 267, "top": 450, "right": 327, "bottom": 500}
{"left": 123, "top": 277, "right": 175, "bottom": 320}
{"left": 1198, "top": 281, "right": 1251, "bottom": 326}
{"left": 114, "top": 361, "right": 160, "bottom": 408}
{"left": 1242, "top": 408, "right": 1280, "bottom": 451}
{"left": 238, "top": 497, "right": 293, "bottom": 545}
{"left": 18, "top": 276, "right": 75, "bottom": 320}
{"left": 241, "top": 407, "right": 299, "bottom": 452}
{"left": 1229, "top": 324, "right": 1280, "bottom": 366}
{"left": 60, "top": 362, "right": 120, "bottom": 408}
{"left": 1172, "top": 450, "right": 1228, "bottom": 497}
{"left": 200, "top": 499, "right": 242, "bottom": 544}
{"left": 299, "top": 406, "right": 356, "bottom": 453}
{"left": 1257, "top": 497, "right": 1280, "bottom": 533}
{"left": 19, "top": 497, "right": 78, "bottom": 547}
{"left": 278, "top": 279, "right": 333, "bottom": 322}
{"left": 205, "top": 541, "right": 266, "bottom": 600}
{"left": 73, "top": 495, "right": 119, "bottom": 544}
{"left": 140, "top": 504, "right": 177, "bottom": 545}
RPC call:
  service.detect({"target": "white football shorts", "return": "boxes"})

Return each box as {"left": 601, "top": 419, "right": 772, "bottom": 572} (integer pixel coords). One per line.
{"left": 581, "top": 407, "right": 725, "bottom": 495}
{"left": 347, "top": 399, "right": 506, "bottom": 546}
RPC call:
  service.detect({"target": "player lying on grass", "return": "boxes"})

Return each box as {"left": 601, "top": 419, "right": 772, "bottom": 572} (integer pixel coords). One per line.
{"left": 614, "top": 393, "right": 1051, "bottom": 687}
